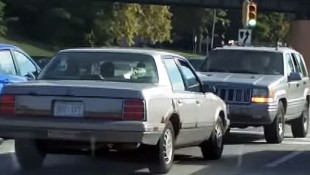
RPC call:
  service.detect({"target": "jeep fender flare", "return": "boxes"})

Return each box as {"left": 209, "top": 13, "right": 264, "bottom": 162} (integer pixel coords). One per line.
{"left": 273, "top": 89, "right": 287, "bottom": 103}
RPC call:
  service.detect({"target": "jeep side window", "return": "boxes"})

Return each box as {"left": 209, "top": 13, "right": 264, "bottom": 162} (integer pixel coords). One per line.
{"left": 295, "top": 53, "right": 308, "bottom": 77}
{"left": 291, "top": 53, "right": 302, "bottom": 75}
{"left": 285, "top": 53, "right": 295, "bottom": 76}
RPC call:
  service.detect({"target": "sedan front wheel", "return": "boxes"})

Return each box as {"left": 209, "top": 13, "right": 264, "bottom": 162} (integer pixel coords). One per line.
{"left": 200, "top": 117, "right": 224, "bottom": 160}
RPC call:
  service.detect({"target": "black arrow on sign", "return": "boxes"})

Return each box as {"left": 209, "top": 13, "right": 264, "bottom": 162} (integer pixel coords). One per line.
{"left": 240, "top": 31, "right": 244, "bottom": 39}
{"left": 243, "top": 31, "right": 250, "bottom": 45}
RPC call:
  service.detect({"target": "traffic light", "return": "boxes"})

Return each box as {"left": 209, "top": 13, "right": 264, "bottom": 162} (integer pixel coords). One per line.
{"left": 242, "top": 0, "right": 257, "bottom": 28}
{"left": 248, "top": 2, "right": 257, "bottom": 27}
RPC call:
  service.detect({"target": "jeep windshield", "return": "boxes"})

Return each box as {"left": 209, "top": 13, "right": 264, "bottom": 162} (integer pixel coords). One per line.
{"left": 199, "top": 49, "right": 284, "bottom": 75}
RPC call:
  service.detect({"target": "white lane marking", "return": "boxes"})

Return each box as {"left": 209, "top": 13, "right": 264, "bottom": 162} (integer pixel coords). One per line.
{"left": 237, "top": 145, "right": 244, "bottom": 169}
{"left": 282, "top": 140, "right": 310, "bottom": 145}
{"left": 265, "top": 151, "right": 303, "bottom": 168}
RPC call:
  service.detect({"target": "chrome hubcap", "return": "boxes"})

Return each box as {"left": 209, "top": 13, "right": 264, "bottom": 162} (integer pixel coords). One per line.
{"left": 163, "top": 129, "right": 173, "bottom": 164}
{"left": 278, "top": 122, "right": 283, "bottom": 136}
{"left": 303, "top": 107, "right": 309, "bottom": 131}
{"left": 215, "top": 124, "right": 223, "bottom": 147}
{"left": 278, "top": 115, "right": 284, "bottom": 136}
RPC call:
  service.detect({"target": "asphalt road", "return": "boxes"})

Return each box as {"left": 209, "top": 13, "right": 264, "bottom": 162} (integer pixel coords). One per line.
{"left": 0, "top": 126, "right": 310, "bottom": 175}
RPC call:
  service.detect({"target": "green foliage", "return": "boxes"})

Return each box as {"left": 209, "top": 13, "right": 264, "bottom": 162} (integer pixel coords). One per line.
{"left": 253, "top": 12, "right": 292, "bottom": 44}
{"left": 139, "top": 5, "right": 172, "bottom": 44}
{"left": 200, "top": 9, "right": 230, "bottom": 35}
{"left": 112, "top": 3, "right": 172, "bottom": 46}
{"left": 201, "top": 9, "right": 230, "bottom": 31}
{"left": 112, "top": 3, "right": 141, "bottom": 46}
{"left": 171, "top": 7, "right": 230, "bottom": 36}
{"left": 0, "top": 0, "right": 6, "bottom": 36}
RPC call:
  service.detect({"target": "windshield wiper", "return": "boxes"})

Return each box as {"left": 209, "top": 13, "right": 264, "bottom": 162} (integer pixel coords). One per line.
{"left": 229, "top": 70, "right": 259, "bottom": 74}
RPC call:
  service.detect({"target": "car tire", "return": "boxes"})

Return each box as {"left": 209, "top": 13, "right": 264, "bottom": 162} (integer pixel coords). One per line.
{"left": 264, "top": 102, "right": 285, "bottom": 144}
{"left": 149, "top": 121, "right": 175, "bottom": 174}
{"left": 291, "top": 102, "right": 309, "bottom": 138}
{"left": 200, "top": 117, "right": 224, "bottom": 160}
{"left": 15, "top": 139, "right": 46, "bottom": 170}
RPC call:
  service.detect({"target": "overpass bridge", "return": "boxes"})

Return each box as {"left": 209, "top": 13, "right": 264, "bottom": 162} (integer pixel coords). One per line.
{"left": 105, "top": 0, "right": 310, "bottom": 15}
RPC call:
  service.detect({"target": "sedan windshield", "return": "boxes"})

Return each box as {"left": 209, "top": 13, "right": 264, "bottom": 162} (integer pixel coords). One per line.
{"left": 199, "top": 50, "right": 284, "bottom": 75}
{"left": 38, "top": 51, "right": 159, "bottom": 83}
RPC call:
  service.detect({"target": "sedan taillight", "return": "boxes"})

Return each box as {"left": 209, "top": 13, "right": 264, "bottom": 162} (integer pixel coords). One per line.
{"left": 122, "top": 99, "right": 145, "bottom": 121}
{"left": 0, "top": 95, "right": 16, "bottom": 115}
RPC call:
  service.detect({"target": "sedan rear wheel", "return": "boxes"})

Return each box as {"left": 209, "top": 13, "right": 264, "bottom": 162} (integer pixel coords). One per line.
{"left": 149, "top": 121, "right": 175, "bottom": 174}
{"left": 15, "top": 139, "right": 46, "bottom": 170}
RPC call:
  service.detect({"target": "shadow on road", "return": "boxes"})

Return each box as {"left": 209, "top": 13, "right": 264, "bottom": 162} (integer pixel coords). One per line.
{"left": 223, "top": 132, "right": 266, "bottom": 145}
{"left": 188, "top": 150, "right": 310, "bottom": 175}
{"left": 1, "top": 149, "right": 310, "bottom": 175}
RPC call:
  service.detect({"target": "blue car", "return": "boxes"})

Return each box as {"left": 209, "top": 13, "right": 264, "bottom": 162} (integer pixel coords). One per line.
{"left": 0, "top": 43, "right": 41, "bottom": 93}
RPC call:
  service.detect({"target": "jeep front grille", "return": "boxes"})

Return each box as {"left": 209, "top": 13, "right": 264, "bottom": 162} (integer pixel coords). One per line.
{"left": 215, "top": 87, "right": 251, "bottom": 104}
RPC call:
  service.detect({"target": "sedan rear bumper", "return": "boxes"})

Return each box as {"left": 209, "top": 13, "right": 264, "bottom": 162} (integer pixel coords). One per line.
{"left": 0, "top": 116, "right": 165, "bottom": 145}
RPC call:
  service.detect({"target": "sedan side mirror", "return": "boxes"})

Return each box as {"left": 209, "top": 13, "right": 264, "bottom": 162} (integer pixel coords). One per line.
{"left": 288, "top": 72, "right": 302, "bottom": 82}
{"left": 25, "top": 72, "right": 36, "bottom": 80}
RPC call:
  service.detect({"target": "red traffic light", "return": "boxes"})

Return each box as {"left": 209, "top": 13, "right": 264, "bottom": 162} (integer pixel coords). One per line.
{"left": 249, "top": 5, "right": 256, "bottom": 11}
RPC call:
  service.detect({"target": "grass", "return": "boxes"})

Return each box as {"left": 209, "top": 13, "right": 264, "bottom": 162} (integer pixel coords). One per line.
{"left": 0, "top": 36, "right": 54, "bottom": 57}
{"left": 0, "top": 36, "right": 203, "bottom": 58}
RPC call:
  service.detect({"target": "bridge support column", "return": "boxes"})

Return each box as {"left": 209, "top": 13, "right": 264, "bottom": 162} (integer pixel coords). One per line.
{"left": 289, "top": 20, "right": 310, "bottom": 72}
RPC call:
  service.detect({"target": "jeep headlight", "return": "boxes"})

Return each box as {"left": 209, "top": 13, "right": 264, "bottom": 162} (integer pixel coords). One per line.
{"left": 251, "top": 88, "right": 274, "bottom": 103}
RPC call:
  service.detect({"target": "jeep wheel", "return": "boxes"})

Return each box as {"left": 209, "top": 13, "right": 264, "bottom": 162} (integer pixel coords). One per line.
{"left": 149, "top": 121, "right": 175, "bottom": 174}
{"left": 264, "top": 102, "right": 285, "bottom": 144}
{"left": 15, "top": 139, "right": 46, "bottom": 170}
{"left": 291, "top": 102, "right": 309, "bottom": 138}
{"left": 200, "top": 117, "right": 224, "bottom": 160}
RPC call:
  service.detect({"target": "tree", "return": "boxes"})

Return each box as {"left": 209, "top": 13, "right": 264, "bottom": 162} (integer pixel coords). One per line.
{"left": 253, "top": 12, "right": 293, "bottom": 44}
{"left": 112, "top": 3, "right": 173, "bottom": 46}
{"left": 200, "top": 9, "right": 230, "bottom": 37}
{"left": 170, "top": 7, "right": 230, "bottom": 52}
{"left": 0, "top": 0, "right": 6, "bottom": 36}
{"left": 139, "top": 5, "right": 172, "bottom": 44}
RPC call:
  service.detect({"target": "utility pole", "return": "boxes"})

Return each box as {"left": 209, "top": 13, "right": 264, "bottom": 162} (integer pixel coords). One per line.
{"left": 210, "top": 9, "right": 217, "bottom": 49}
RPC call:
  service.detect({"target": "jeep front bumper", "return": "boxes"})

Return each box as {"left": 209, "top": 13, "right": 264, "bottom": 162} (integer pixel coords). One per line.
{"left": 227, "top": 102, "right": 278, "bottom": 127}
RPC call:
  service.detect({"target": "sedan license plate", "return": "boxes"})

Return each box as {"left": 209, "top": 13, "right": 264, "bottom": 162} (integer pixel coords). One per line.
{"left": 54, "top": 101, "right": 84, "bottom": 117}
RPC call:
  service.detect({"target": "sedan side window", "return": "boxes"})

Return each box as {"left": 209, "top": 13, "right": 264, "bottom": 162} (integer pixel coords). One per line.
{"left": 0, "top": 50, "right": 17, "bottom": 75}
{"left": 178, "top": 59, "right": 201, "bottom": 93}
{"left": 163, "top": 58, "right": 185, "bottom": 91}
{"left": 14, "top": 51, "right": 37, "bottom": 77}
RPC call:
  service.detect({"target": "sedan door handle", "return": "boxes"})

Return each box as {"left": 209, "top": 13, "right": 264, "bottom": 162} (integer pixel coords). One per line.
{"left": 303, "top": 81, "right": 306, "bottom": 85}
{"left": 196, "top": 100, "right": 201, "bottom": 104}
{"left": 296, "top": 83, "right": 300, "bottom": 87}
{"left": 177, "top": 100, "right": 183, "bottom": 104}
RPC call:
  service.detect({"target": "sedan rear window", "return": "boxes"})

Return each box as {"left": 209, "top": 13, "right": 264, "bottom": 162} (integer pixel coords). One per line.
{"left": 38, "top": 51, "right": 159, "bottom": 83}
